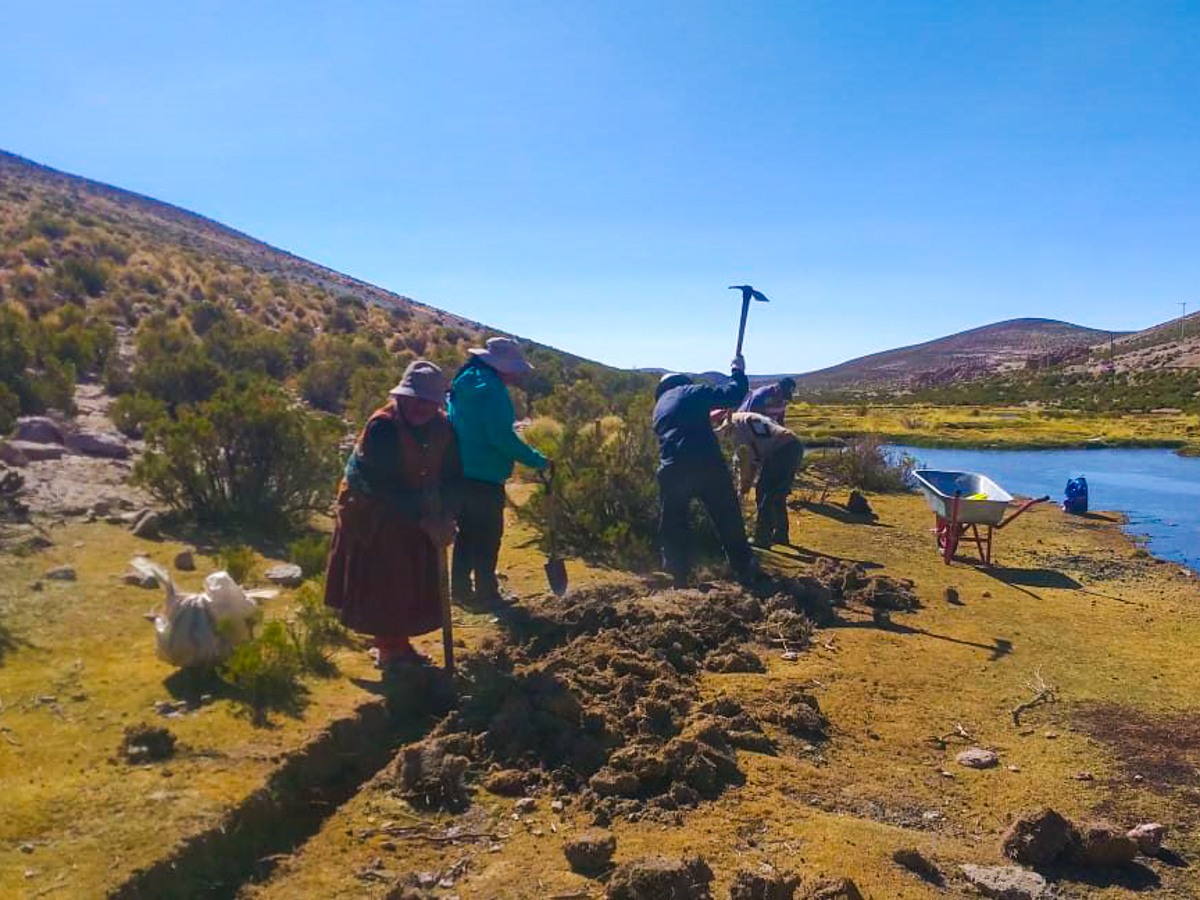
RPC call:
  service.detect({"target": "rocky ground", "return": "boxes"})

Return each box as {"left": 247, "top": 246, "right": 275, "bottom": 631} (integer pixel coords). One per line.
{"left": 2, "top": 476, "right": 1200, "bottom": 898}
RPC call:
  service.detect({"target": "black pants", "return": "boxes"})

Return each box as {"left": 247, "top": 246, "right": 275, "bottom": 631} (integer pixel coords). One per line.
{"left": 658, "top": 458, "right": 752, "bottom": 587}
{"left": 754, "top": 441, "right": 801, "bottom": 546}
{"left": 452, "top": 479, "right": 507, "bottom": 602}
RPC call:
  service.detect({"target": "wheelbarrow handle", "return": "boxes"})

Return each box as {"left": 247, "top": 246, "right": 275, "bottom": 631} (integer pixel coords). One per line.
{"left": 996, "top": 495, "right": 1050, "bottom": 530}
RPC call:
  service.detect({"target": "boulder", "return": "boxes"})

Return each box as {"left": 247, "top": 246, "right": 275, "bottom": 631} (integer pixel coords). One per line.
{"left": 957, "top": 747, "right": 1000, "bottom": 769}
{"left": 65, "top": 430, "right": 130, "bottom": 460}
{"left": 1001, "top": 807, "right": 1079, "bottom": 867}
{"left": 0, "top": 442, "right": 29, "bottom": 467}
{"left": 265, "top": 563, "right": 304, "bottom": 587}
{"left": 131, "top": 511, "right": 161, "bottom": 539}
{"left": 729, "top": 865, "right": 800, "bottom": 900}
{"left": 959, "top": 865, "right": 1049, "bottom": 900}
{"left": 1071, "top": 820, "right": 1137, "bottom": 868}
{"left": 1127, "top": 822, "right": 1166, "bottom": 857}
{"left": 606, "top": 856, "right": 713, "bottom": 900}
{"left": 174, "top": 550, "right": 196, "bottom": 571}
{"left": 801, "top": 878, "right": 864, "bottom": 900}
{"left": 45, "top": 565, "right": 77, "bottom": 581}
{"left": 124, "top": 569, "right": 160, "bottom": 589}
{"left": 6, "top": 440, "right": 64, "bottom": 462}
{"left": 483, "top": 768, "right": 527, "bottom": 796}
{"left": 562, "top": 829, "right": 616, "bottom": 875}
{"left": 15, "top": 416, "right": 64, "bottom": 444}
{"left": 891, "top": 847, "right": 942, "bottom": 884}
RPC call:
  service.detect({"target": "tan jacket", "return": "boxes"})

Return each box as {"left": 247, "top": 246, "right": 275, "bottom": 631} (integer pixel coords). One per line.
{"left": 729, "top": 411, "right": 798, "bottom": 493}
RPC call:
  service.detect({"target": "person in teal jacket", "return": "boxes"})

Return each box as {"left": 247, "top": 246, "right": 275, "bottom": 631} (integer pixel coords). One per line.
{"left": 446, "top": 337, "right": 550, "bottom": 607}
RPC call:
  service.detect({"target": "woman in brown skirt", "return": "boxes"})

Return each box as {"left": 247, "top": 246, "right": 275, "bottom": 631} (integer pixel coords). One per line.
{"left": 324, "top": 360, "right": 461, "bottom": 670}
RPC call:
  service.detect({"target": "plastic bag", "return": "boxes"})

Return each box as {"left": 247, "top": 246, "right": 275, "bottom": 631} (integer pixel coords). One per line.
{"left": 135, "top": 557, "right": 275, "bottom": 668}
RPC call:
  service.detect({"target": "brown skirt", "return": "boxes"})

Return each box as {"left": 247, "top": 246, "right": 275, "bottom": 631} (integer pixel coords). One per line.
{"left": 324, "top": 487, "right": 442, "bottom": 638}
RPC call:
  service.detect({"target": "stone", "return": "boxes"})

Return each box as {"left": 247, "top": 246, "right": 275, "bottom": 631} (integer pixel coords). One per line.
{"left": 174, "top": 550, "right": 196, "bottom": 571}
{"left": 6, "top": 441, "right": 64, "bottom": 462}
{"left": 131, "top": 511, "right": 161, "bottom": 539}
{"left": 15, "top": 416, "right": 64, "bottom": 444}
{"left": 846, "top": 491, "right": 873, "bottom": 516}
{"left": 65, "top": 430, "right": 130, "bottom": 460}
{"left": 0, "top": 442, "right": 29, "bottom": 467}
{"left": 606, "top": 856, "right": 713, "bottom": 900}
{"left": 265, "top": 563, "right": 303, "bottom": 587}
{"left": 483, "top": 769, "right": 527, "bottom": 796}
{"left": 1127, "top": 822, "right": 1166, "bottom": 857}
{"left": 1071, "top": 820, "right": 1137, "bottom": 868}
{"left": 802, "top": 878, "right": 864, "bottom": 900}
{"left": 45, "top": 565, "right": 76, "bottom": 581}
{"left": 959, "top": 865, "right": 1049, "bottom": 900}
{"left": 124, "top": 569, "right": 159, "bottom": 589}
{"left": 957, "top": 747, "right": 1000, "bottom": 769}
{"left": 514, "top": 797, "right": 537, "bottom": 814}
{"left": 729, "top": 865, "right": 800, "bottom": 900}
{"left": 1001, "top": 807, "right": 1079, "bottom": 867}
{"left": 562, "top": 829, "right": 616, "bottom": 875}
{"left": 891, "top": 847, "right": 942, "bottom": 884}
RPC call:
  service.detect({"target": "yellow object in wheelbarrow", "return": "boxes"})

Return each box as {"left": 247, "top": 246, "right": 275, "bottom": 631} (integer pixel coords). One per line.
{"left": 966, "top": 492, "right": 989, "bottom": 500}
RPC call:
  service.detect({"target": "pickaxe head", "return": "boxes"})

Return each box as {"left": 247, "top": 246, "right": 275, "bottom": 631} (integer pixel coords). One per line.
{"left": 728, "top": 285, "right": 769, "bottom": 304}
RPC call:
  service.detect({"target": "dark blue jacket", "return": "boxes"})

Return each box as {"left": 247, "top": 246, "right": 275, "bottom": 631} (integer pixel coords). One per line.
{"left": 653, "top": 369, "right": 749, "bottom": 470}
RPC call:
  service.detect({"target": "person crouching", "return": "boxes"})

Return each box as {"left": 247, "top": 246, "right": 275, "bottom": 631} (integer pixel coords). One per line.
{"left": 325, "top": 360, "right": 461, "bottom": 673}
{"left": 728, "top": 411, "right": 802, "bottom": 547}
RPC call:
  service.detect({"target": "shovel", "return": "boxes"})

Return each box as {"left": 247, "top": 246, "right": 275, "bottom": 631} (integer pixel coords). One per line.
{"left": 540, "top": 468, "right": 569, "bottom": 596}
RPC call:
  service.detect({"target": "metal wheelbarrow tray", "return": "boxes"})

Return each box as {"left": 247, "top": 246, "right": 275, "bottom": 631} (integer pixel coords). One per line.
{"left": 913, "top": 469, "right": 1048, "bottom": 566}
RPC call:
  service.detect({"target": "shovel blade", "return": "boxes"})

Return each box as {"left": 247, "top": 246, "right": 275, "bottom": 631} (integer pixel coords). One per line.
{"left": 544, "top": 557, "right": 568, "bottom": 596}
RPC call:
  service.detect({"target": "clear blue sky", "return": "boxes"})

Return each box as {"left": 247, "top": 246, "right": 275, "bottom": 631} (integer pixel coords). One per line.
{"left": 2, "top": 2, "right": 1198, "bottom": 373}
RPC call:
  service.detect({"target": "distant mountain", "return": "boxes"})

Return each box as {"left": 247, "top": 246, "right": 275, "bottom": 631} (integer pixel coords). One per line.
{"left": 1077, "top": 310, "right": 1200, "bottom": 375}
{"left": 793, "top": 318, "right": 1122, "bottom": 390}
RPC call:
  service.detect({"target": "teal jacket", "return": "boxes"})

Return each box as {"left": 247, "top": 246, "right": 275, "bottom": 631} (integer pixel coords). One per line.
{"left": 447, "top": 361, "right": 547, "bottom": 484}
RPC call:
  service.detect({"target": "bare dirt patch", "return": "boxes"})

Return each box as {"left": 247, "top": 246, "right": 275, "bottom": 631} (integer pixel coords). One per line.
{"left": 1073, "top": 701, "right": 1200, "bottom": 791}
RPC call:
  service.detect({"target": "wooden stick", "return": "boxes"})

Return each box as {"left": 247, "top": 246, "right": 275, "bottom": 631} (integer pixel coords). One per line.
{"left": 437, "top": 547, "right": 454, "bottom": 675}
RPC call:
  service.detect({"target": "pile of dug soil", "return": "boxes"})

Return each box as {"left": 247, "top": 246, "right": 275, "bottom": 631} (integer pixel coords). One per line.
{"left": 381, "top": 575, "right": 831, "bottom": 822}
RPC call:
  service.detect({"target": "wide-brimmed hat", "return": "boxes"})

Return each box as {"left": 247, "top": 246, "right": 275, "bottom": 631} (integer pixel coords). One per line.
{"left": 389, "top": 360, "right": 446, "bottom": 403}
{"left": 468, "top": 337, "right": 533, "bottom": 376}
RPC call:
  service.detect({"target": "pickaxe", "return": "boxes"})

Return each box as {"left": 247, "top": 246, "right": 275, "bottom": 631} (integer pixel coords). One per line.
{"left": 729, "top": 285, "right": 769, "bottom": 356}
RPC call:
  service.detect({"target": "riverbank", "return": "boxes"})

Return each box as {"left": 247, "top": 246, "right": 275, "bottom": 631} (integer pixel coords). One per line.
{"left": 786, "top": 403, "right": 1200, "bottom": 455}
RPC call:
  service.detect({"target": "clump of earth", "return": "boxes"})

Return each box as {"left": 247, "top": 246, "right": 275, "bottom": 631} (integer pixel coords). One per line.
{"left": 120, "top": 723, "right": 177, "bottom": 763}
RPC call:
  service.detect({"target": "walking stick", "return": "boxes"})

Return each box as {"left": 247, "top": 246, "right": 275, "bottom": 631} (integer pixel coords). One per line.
{"left": 436, "top": 546, "right": 454, "bottom": 674}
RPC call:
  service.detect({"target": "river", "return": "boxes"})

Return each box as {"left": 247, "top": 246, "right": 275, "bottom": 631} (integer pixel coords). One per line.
{"left": 888, "top": 446, "right": 1200, "bottom": 570}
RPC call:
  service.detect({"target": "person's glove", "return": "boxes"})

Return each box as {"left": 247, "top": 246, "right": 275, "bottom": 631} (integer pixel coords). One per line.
{"left": 731, "top": 354, "right": 745, "bottom": 372}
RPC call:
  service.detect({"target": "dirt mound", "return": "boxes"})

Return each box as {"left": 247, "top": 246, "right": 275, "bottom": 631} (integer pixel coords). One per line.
{"left": 563, "top": 828, "right": 616, "bottom": 874}
{"left": 378, "top": 575, "right": 831, "bottom": 820}
{"left": 729, "top": 865, "right": 800, "bottom": 899}
{"left": 119, "top": 723, "right": 176, "bottom": 763}
{"left": 810, "top": 559, "right": 917, "bottom": 611}
{"left": 1001, "top": 807, "right": 1079, "bottom": 867}
{"left": 606, "top": 855, "right": 713, "bottom": 900}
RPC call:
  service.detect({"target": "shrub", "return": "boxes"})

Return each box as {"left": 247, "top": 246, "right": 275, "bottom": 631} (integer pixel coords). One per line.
{"left": 132, "top": 322, "right": 223, "bottom": 408}
{"left": 219, "top": 544, "right": 257, "bottom": 583}
{"left": 110, "top": 392, "right": 167, "bottom": 438}
{"left": 288, "top": 533, "right": 331, "bottom": 578}
{"left": 53, "top": 256, "right": 110, "bottom": 298}
{"left": 0, "top": 384, "right": 18, "bottom": 435}
{"left": 134, "top": 382, "right": 342, "bottom": 531}
{"left": 218, "top": 621, "right": 303, "bottom": 713}
{"left": 810, "top": 437, "right": 915, "bottom": 493}
{"left": 287, "top": 580, "right": 347, "bottom": 672}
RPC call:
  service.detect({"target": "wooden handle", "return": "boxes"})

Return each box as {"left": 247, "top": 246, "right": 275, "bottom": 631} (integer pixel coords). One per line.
{"left": 436, "top": 547, "right": 454, "bottom": 674}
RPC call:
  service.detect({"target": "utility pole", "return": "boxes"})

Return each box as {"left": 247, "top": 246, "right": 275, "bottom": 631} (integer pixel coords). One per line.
{"left": 1181, "top": 302, "right": 1188, "bottom": 342}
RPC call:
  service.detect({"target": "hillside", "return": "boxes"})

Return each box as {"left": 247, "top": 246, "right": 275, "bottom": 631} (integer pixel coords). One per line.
{"left": 794, "top": 318, "right": 1118, "bottom": 390}
{"left": 1075, "top": 309, "right": 1200, "bottom": 375}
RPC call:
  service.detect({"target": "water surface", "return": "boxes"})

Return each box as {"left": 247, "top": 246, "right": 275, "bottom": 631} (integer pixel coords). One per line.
{"left": 889, "top": 446, "right": 1200, "bottom": 570}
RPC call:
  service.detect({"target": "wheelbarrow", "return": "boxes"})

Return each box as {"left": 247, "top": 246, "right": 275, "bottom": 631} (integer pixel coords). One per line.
{"left": 912, "top": 469, "right": 1049, "bottom": 566}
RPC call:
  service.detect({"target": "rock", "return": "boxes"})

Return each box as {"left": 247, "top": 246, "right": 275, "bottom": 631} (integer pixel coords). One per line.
{"left": 1001, "top": 807, "right": 1079, "bottom": 867}
{"left": 514, "top": 797, "right": 537, "bottom": 814}
{"left": 265, "top": 563, "right": 304, "bottom": 587}
{"left": 123, "top": 569, "right": 159, "bottom": 589}
{"left": 120, "top": 723, "right": 177, "bottom": 763}
{"left": 1071, "top": 820, "right": 1137, "bottom": 868}
{"left": 174, "top": 550, "right": 196, "bottom": 571}
{"left": 729, "top": 865, "right": 800, "bottom": 900}
{"left": 0, "top": 441, "right": 29, "bottom": 467}
{"left": 65, "top": 430, "right": 130, "bottom": 460}
{"left": 45, "top": 565, "right": 76, "bottom": 581}
{"left": 15, "top": 416, "right": 64, "bottom": 444}
{"left": 563, "top": 829, "right": 616, "bottom": 875}
{"left": 606, "top": 856, "right": 713, "bottom": 900}
{"left": 846, "top": 491, "right": 873, "bottom": 516}
{"left": 959, "top": 864, "right": 1049, "bottom": 900}
{"left": 392, "top": 737, "right": 470, "bottom": 808}
{"left": 957, "top": 747, "right": 1000, "bottom": 769}
{"left": 131, "top": 511, "right": 161, "bottom": 539}
{"left": 1127, "top": 822, "right": 1166, "bottom": 856}
{"left": 801, "top": 878, "right": 864, "bottom": 900}
{"left": 6, "top": 440, "right": 64, "bottom": 462}
{"left": 589, "top": 768, "right": 640, "bottom": 798}
{"left": 484, "top": 768, "right": 527, "bottom": 796}
{"left": 944, "top": 586, "right": 961, "bottom": 605}
{"left": 891, "top": 847, "right": 942, "bottom": 884}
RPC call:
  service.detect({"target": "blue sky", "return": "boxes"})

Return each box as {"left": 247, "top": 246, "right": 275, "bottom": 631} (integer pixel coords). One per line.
{"left": 2, "top": 2, "right": 1198, "bottom": 373}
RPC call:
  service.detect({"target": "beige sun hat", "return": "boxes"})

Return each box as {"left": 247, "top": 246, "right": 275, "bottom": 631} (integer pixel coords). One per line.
{"left": 468, "top": 336, "right": 533, "bottom": 375}
{"left": 389, "top": 360, "right": 447, "bottom": 403}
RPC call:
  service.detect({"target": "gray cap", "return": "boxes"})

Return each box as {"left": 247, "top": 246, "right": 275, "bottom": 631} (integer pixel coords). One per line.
{"left": 467, "top": 336, "right": 533, "bottom": 375}
{"left": 389, "top": 360, "right": 446, "bottom": 403}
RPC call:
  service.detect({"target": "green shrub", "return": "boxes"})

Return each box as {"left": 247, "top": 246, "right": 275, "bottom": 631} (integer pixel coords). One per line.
{"left": 218, "top": 621, "right": 303, "bottom": 712}
{"left": 219, "top": 544, "right": 257, "bottom": 583}
{"left": 134, "top": 382, "right": 341, "bottom": 531}
{"left": 53, "top": 256, "right": 110, "bottom": 298}
{"left": 110, "top": 392, "right": 167, "bottom": 438}
{"left": 287, "top": 580, "right": 347, "bottom": 672}
{"left": 132, "top": 321, "right": 223, "bottom": 407}
{"left": 810, "top": 437, "right": 915, "bottom": 493}
{"left": 0, "top": 384, "right": 18, "bottom": 435}
{"left": 288, "top": 533, "right": 331, "bottom": 578}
